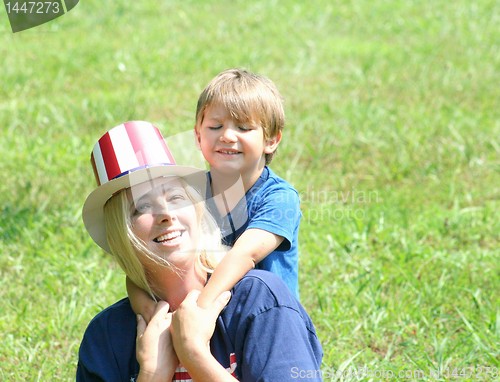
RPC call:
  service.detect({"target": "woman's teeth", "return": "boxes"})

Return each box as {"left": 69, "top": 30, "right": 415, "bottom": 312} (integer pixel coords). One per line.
{"left": 154, "top": 231, "right": 182, "bottom": 242}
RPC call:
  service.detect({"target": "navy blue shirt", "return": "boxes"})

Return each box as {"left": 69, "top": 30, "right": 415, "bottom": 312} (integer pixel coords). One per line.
{"left": 77, "top": 270, "right": 322, "bottom": 381}
{"left": 207, "top": 167, "right": 301, "bottom": 298}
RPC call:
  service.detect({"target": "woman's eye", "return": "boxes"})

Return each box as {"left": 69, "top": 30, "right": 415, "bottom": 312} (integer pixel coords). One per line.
{"left": 238, "top": 125, "right": 250, "bottom": 131}
{"left": 134, "top": 203, "right": 152, "bottom": 214}
{"left": 208, "top": 125, "right": 222, "bottom": 130}
{"left": 168, "top": 193, "right": 186, "bottom": 202}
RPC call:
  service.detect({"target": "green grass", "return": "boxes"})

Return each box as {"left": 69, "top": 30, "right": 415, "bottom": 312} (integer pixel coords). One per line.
{"left": 1, "top": 0, "right": 499, "bottom": 380}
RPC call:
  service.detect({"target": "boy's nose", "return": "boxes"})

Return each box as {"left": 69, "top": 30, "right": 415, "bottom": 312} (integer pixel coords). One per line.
{"left": 220, "top": 127, "right": 237, "bottom": 143}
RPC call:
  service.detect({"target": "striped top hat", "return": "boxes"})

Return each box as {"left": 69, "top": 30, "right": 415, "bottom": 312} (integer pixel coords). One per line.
{"left": 82, "top": 121, "right": 206, "bottom": 253}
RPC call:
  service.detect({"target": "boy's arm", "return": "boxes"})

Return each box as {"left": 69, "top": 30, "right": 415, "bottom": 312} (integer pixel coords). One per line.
{"left": 172, "top": 290, "right": 237, "bottom": 382}
{"left": 197, "top": 228, "right": 283, "bottom": 308}
{"left": 126, "top": 276, "right": 156, "bottom": 323}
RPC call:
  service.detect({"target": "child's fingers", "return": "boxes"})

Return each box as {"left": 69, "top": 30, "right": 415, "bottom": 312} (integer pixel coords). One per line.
{"left": 151, "top": 301, "right": 171, "bottom": 323}
{"left": 137, "top": 301, "right": 172, "bottom": 344}
{"left": 136, "top": 314, "right": 146, "bottom": 339}
{"left": 183, "top": 290, "right": 201, "bottom": 305}
{"left": 212, "top": 291, "right": 231, "bottom": 315}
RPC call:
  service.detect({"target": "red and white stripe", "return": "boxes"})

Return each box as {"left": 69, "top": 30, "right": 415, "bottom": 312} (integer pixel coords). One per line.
{"left": 170, "top": 353, "right": 237, "bottom": 381}
{"left": 228, "top": 352, "right": 237, "bottom": 376}
{"left": 90, "top": 121, "right": 175, "bottom": 186}
{"left": 173, "top": 365, "right": 192, "bottom": 381}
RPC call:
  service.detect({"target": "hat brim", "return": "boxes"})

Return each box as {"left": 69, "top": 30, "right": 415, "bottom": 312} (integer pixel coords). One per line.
{"left": 82, "top": 164, "right": 207, "bottom": 253}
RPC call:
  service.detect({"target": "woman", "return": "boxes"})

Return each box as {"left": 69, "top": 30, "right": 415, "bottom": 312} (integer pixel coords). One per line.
{"left": 77, "top": 121, "right": 323, "bottom": 381}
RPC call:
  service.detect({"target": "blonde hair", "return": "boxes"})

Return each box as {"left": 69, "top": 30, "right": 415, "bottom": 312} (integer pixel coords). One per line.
{"left": 103, "top": 178, "right": 226, "bottom": 299}
{"left": 195, "top": 68, "right": 285, "bottom": 164}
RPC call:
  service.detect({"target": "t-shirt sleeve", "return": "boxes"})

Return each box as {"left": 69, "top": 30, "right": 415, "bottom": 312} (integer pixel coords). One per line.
{"left": 77, "top": 321, "right": 122, "bottom": 381}
{"left": 227, "top": 272, "right": 323, "bottom": 381}
{"left": 76, "top": 299, "right": 138, "bottom": 382}
{"left": 247, "top": 184, "right": 301, "bottom": 251}
{"left": 240, "top": 307, "right": 323, "bottom": 381}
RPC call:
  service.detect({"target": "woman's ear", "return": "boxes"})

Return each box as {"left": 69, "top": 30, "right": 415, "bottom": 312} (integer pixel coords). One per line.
{"left": 264, "top": 131, "right": 282, "bottom": 154}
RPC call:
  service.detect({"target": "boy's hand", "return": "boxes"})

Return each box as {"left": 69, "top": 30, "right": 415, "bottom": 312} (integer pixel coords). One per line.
{"left": 171, "top": 290, "right": 231, "bottom": 364}
{"left": 136, "top": 301, "right": 178, "bottom": 381}
{"left": 127, "top": 276, "right": 156, "bottom": 323}
{"left": 196, "top": 228, "right": 283, "bottom": 309}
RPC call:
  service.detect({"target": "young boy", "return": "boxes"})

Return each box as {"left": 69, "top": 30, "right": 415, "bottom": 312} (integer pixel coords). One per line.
{"left": 128, "top": 68, "right": 301, "bottom": 314}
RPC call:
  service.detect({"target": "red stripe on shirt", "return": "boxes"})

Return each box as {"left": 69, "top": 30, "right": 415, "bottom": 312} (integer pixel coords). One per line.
{"left": 173, "top": 370, "right": 191, "bottom": 380}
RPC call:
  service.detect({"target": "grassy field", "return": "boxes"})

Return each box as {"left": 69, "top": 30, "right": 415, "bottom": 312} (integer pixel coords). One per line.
{"left": 1, "top": 1, "right": 499, "bottom": 380}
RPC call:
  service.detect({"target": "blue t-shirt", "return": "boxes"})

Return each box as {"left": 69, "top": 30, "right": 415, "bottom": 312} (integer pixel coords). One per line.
{"left": 207, "top": 166, "right": 301, "bottom": 298}
{"left": 76, "top": 270, "right": 323, "bottom": 381}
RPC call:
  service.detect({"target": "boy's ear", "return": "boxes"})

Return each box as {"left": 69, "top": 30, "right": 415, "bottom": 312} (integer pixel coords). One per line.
{"left": 194, "top": 127, "right": 201, "bottom": 149}
{"left": 264, "top": 131, "right": 282, "bottom": 154}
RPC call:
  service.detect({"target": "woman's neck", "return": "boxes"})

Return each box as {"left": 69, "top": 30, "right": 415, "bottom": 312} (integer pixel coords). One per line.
{"left": 149, "top": 266, "right": 207, "bottom": 311}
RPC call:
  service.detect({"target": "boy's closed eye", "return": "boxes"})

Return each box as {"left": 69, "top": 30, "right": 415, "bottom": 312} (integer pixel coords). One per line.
{"left": 237, "top": 125, "right": 251, "bottom": 131}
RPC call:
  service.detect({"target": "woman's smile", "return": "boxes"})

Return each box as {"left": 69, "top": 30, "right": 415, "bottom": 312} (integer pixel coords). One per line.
{"left": 154, "top": 230, "right": 183, "bottom": 243}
